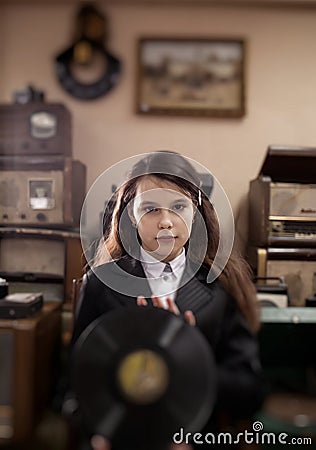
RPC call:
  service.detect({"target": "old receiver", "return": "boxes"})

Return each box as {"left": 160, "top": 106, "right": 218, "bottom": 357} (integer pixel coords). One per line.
{"left": 249, "top": 146, "right": 316, "bottom": 247}
{"left": 0, "top": 102, "right": 71, "bottom": 157}
{"left": 0, "top": 156, "right": 86, "bottom": 228}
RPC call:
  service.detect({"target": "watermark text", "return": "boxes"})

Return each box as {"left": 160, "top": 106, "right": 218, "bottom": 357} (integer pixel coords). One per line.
{"left": 173, "top": 421, "right": 313, "bottom": 446}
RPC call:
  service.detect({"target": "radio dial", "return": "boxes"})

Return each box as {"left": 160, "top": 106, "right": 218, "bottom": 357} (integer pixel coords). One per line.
{"left": 271, "top": 221, "right": 283, "bottom": 233}
{"left": 36, "top": 213, "right": 47, "bottom": 222}
{"left": 30, "top": 112, "right": 57, "bottom": 139}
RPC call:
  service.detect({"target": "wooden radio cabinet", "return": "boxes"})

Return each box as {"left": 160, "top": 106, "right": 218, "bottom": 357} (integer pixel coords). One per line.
{"left": 0, "top": 302, "right": 61, "bottom": 444}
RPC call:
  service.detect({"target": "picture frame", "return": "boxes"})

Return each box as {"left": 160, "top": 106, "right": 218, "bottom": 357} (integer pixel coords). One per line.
{"left": 136, "top": 37, "right": 246, "bottom": 118}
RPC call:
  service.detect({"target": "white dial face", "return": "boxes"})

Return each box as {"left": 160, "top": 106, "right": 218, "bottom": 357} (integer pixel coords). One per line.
{"left": 30, "top": 112, "right": 57, "bottom": 139}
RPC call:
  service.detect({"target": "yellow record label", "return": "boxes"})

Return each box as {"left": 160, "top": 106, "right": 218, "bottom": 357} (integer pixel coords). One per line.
{"left": 117, "top": 349, "right": 169, "bottom": 404}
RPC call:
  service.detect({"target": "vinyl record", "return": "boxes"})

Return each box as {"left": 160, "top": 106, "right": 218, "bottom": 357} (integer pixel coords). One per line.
{"left": 72, "top": 307, "right": 217, "bottom": 450}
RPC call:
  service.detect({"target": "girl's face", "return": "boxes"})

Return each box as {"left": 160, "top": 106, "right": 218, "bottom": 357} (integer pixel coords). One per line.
{"left": 131, "top": 176, "right": 195, "bottom": 262}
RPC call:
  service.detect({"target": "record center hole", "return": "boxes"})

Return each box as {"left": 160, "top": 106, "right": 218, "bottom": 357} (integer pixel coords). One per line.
{"left": 117, "top": 349, "right": 169, "bottom": 405}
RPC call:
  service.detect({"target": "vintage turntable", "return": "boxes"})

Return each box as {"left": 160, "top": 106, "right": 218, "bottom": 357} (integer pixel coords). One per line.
{"left": 249, "top": 145, "right": 316, "bottom": 248}
{"left": 248, "top": 145, "right": 316, "bottom": 306}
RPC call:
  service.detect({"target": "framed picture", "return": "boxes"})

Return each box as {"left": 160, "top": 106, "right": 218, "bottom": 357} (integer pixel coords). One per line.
{"left": 136, "top": 37, "right": 246, "bottom": 118}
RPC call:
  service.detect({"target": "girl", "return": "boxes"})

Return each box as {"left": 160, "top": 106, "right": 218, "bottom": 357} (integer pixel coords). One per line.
{"left": 72, "top": 151, "right": 264, "bottom": 450}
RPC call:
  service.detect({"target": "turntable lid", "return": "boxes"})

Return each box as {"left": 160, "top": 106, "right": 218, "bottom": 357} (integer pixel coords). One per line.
{"left": 258, "top": 145, "right": 316, "bottom": 183}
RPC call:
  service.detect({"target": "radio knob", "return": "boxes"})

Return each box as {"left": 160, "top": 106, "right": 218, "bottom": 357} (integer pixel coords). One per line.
{"left": 2, "top": 214, "right": 8, "bottom": 219}
{"left": 292, "top": 315, "right": 301, "bottom": 324}
{"left": 36, "top": 213, "right": 47, "bottom": 222}
{"left": 20, "top": 213, "right": 26, "bottom": 219}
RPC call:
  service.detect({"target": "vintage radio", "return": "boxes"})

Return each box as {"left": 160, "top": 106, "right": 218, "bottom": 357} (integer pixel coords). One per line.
{"left": 255, "top": 277, "right": 289, "bottom": 308}
{"left": 0, "top": 227, "right": 84, "bottom": 305}
{"left": 0, "top": 302, "right": 61, "bottom": 443}
{"left": 0, "top": 102, "right": 71, "bottom": 156}
{"left": 0, "top": 155, "right": 86, "bottom": 228}
{"left": 249, "top": 146, "right": 316, "bottom": 247}
{"left": 249, "top": 246, "right": 316, "bottom": 306}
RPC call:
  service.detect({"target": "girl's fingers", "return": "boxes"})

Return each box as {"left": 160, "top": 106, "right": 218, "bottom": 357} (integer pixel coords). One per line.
{"left": 169, "top": 444, "right": 193, "bottom": 450}
{"left": 137, "top": 296, "right": 147, "bottom": 306}
{"left": 184, "top": 310, "right": 196, "bottom": 327}
{"left": 149, "top": 297, "right": 196, "bottom": 327}
{"left": 166, "top": 297, "right": 180, "bottom": 315}
{"left": 91, "top": 435, "right": 111, "bottom": 450}
{"left": 152, "top": 295, "right": 164, "bottom": 308}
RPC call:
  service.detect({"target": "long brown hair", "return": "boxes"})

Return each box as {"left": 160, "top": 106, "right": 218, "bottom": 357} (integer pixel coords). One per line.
{"left": 94, "top": 152, "right": 260, "bottom": 332}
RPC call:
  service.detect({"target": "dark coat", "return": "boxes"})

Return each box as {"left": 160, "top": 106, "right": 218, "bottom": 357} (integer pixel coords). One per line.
{"left": 72, "top": 255, "right": 264, "bottom": 423}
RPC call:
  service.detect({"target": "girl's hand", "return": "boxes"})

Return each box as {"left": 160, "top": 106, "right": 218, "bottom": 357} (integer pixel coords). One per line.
{"left": 170, "top": 445, "right": 193, "bottom": 450}
{"left": 91, "top": 435, "right": 111, "bottom": 450}
{"left": 91, "top": 436, "right": 193, "bottom": 450}
{"left": 137, "top": 295, "right": 196, "bottom": 326}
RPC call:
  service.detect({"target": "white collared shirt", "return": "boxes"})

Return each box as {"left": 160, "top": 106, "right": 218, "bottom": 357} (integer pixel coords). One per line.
{"left": 140, "top": 247, "right": 186, "bottom": 307}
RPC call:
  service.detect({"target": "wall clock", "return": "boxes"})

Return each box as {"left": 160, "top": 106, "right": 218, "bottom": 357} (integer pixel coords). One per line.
{"left": 55, "top": 4, "right": 121, "bottom": 100}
